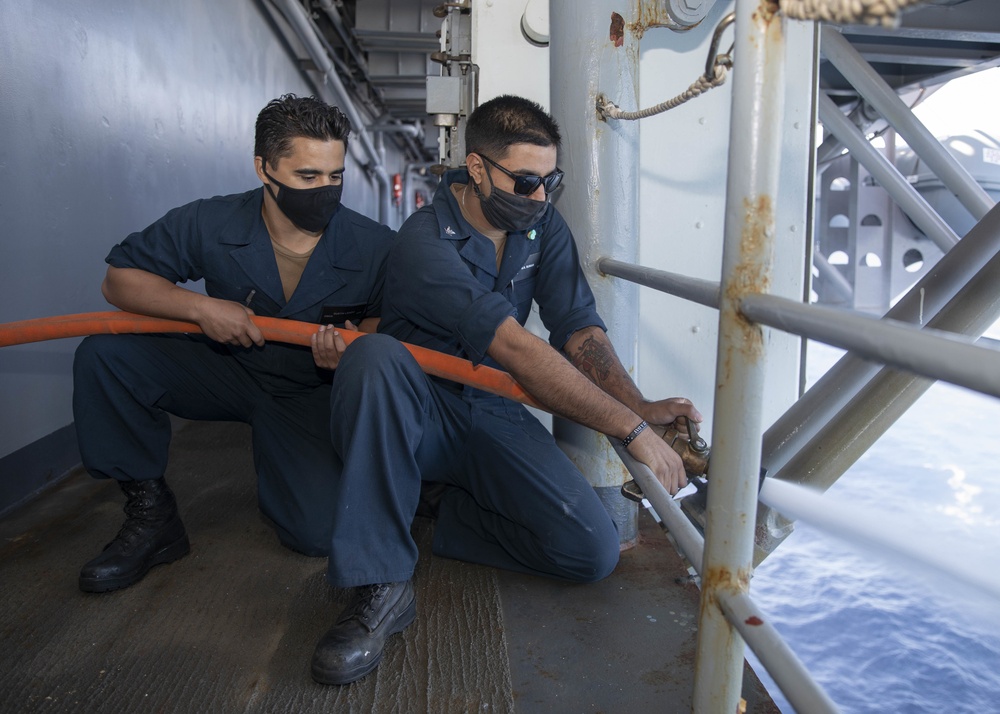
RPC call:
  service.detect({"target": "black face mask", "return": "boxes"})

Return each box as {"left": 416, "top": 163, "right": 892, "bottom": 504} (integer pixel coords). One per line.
{"left": 263, "top": 167, "right": 342, "bottom": 233}
{"left": 473, "top": 167, "right": 548, "bottom": 234}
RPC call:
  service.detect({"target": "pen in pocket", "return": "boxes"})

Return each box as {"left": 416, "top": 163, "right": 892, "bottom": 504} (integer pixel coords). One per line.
{"left": 244, "top": 289, "right": 256, "bottom": 307}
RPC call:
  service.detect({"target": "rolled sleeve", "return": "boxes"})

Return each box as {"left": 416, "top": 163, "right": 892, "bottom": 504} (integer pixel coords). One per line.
{"left": 456, "top": 292, "right": 517, "bottom": 364}
{"left": 548, "top": 305, "right": 607, "bottom": 351}
{"left": 105, "top": 200, "right": 205, "bottom": 283}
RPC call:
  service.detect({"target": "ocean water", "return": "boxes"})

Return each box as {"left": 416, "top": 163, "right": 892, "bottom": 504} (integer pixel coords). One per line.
{"left": 747, "top": 341, "right": 1000, "bottom": 713}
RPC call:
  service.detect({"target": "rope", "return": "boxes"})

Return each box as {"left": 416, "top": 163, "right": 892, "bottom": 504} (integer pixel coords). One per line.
{"left": 598, "top": 0, "right": 929, "bottom": 122}
{"left": 781, "top": 0, "right": 931, "bottom": 27}
{"left": 597, "top": 63, "right": 730, "bottom": 121}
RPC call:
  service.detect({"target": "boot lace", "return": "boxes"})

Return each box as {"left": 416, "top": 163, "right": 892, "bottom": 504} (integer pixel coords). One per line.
{"left": 108, "top": 492, "right": 170, "bottom": 550}
{"left": 340, "top": 583, "right": 392, "bottom": 629}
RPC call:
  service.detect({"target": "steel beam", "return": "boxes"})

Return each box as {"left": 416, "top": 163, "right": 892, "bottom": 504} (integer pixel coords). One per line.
{"left": 716, "top": 589, "right": 841, "bottom": 714}
{"left": 761, "top": 200, "right": 1000, "bottom": 478}
{"left": 817, "top": 92, "right": 959, "bottom": 252}
{"left": 692, "top": 1, "right": 785, "bottom": 710}
{"left": 742, "top": 294, "right": 1000, "bottom": 398}
{"left": 596, "top": 258, "right": 721, "bottom": 310}
{"left": 813, "top": 250, "right": 855, "bottom": 303}
{"left": 611, "top": 439, "right": 842, "bottom": 713}
{"left": 609, "top": 439, "right": 704, "bottom": 574}
{"left": 597, "top": 206, "right": 1000, "bottom": 542}
{"left": 776, "top": 236, "right": 1000, "bottom": 482}
{"left": 821, "top": 26, "right": 995, "bottom": 222}
{"left": 755, "top": 207, "right": 1000, "bottom": 564}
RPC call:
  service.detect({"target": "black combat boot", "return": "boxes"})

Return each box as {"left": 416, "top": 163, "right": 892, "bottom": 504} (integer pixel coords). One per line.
{"left": 311, "top": 580, "right": 416, "bottom": 685}
{"left": 79, "top": 478, "right": 190, "bottom": 593}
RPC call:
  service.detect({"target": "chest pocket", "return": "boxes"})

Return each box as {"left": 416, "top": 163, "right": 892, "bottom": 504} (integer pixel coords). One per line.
{"left": 510, "top": 252, "right": 540, "bottom": 319}
{"left": 512, "top": 252, "right": 540, "bottom": 284}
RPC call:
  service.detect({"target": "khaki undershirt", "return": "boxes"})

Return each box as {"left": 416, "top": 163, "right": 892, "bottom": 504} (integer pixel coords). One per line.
{"left": 271, "top": 239, "right": 315, "bottom": 302}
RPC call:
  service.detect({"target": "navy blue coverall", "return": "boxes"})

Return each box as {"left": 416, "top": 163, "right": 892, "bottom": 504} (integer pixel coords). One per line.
{"left": 73, "top": 189, "right": 395, "bottom": 556}
{"left": 325, "top": 169, "right": 620, "bottom": 587}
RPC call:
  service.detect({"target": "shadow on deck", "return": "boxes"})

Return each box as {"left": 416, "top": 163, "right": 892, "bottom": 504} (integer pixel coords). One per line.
{"left": 0, "top": 420, "right": 778, "bottom": 712}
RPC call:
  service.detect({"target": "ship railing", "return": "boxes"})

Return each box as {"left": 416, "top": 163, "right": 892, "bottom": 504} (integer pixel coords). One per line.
{"left": 601, "top": 197, "right": 1000, "bottom": 710}
{"left": 594, "top": 2, "right": 999, "bottom": 712}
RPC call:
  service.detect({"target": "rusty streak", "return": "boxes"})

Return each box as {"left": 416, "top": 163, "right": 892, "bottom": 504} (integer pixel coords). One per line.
{"left": 700, "top": 566, "right": 752, "bottom": 616}
{"left": 752, "top": 0, "right": 781, "bottom": 24}
{"left": 723, "top": 194, "right": 774, "bottom": 360}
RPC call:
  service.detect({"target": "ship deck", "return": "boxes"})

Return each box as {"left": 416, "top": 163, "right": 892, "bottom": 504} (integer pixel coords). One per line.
{"left": 0, "top": 420, "right": 777, "bottom": 712}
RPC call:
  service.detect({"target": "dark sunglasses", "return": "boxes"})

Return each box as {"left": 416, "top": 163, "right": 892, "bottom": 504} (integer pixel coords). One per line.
{"left": 480, "top": 154, "right": 564, "bottom": 196}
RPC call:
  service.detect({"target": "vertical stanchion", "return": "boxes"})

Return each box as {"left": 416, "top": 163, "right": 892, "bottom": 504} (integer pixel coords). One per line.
{"left": 549, "top": 0, "right": 641, "bottom": 545}
{"left": 692, "top": 0, "right": 786, "bottom": 710}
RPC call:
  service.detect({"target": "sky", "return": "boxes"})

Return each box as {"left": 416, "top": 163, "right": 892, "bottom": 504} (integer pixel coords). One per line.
{"left": 910, "top": 67, "right": 1000, "bottom": 337}
{"left": 911, "top": 66, "right": 1000, "bottom": 140}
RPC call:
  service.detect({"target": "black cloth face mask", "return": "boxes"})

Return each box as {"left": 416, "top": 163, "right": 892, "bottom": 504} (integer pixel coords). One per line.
{"left": 263, "top": 167, "right": 342, "bottom": 233}
{"left": 473, "top": 166, "right": 548, "bottom": 234}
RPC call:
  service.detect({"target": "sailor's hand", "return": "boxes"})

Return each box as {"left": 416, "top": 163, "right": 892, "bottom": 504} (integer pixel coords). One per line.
{"left": 311, "top": 323, "right": 349, "bottom": 370}
{"left": 625, "top": 426, "right": 688, "bottom": 496}
{"left": 197, "top": 299, "right": 264, "bottom": 348}
{"left": 640, "top": 397, "right": 702, "bottom": 436}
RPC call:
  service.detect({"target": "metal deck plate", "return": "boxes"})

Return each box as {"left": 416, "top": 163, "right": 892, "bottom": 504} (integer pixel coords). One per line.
{"left": 0, "top": 420, "right": 776, "bottom": 712}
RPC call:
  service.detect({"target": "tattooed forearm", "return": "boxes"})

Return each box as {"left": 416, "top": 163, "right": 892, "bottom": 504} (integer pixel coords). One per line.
{"left": 569, "top": 335, "right": 615, "bottom": 384}
{"left": 565, "top": 328, "right": 646, "bottom": 412}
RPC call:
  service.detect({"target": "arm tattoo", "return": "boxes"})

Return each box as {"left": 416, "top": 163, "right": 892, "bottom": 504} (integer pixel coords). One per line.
{"left": 570, "top": 335, "right": 614, "bottom": 384}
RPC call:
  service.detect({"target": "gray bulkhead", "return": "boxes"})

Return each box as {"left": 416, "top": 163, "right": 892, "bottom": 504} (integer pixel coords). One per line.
{"left": 0, "top": 0, "right": 424, "bottom": 512}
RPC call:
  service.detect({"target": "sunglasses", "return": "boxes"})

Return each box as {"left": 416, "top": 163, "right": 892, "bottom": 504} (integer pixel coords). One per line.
{"left": 480, "top": 154, "right": 564, "bottom": 196}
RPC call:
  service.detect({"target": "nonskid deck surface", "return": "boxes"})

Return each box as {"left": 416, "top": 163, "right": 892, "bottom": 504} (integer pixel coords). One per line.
{"left": 0, "top": 420, "right": 777, "bottom": 712}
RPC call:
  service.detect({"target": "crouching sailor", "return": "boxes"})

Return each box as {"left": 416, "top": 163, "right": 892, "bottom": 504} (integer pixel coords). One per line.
{"left": 310, "top": 95, "right": 702, "bottom": 685}
{"left": 74, "top": 94, "right": 395, "bottom": 592}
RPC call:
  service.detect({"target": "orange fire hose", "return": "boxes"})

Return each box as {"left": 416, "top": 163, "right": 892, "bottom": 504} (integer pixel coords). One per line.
{"left": 0, "top": 311, "right": 542, "bottom": 410}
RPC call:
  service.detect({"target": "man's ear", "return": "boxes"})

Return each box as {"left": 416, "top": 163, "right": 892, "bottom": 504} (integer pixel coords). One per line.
{"left": 254, "top": 156, "right": 268, "bottom": 184}
{"left": 465, "top": 153, "right": 484, "bottom": 186}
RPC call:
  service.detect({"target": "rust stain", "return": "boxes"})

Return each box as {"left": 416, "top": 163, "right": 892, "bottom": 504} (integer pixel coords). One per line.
{"left": 721, "top": 194, "right": 774, "bottom": 375}
{"left": 609, "top": 12, "right": 625, "bottom": 47}
{"left": 752, "top": 0, "right": 781, "bottom": 24}
{"left": 630, "top": 1, "right": 663, "bottom": 40}
{"left": 750, "top": 0, "right": 783, "bottom": 50}
{"left": 745, "top": 615, "right": 764, "bottom": 626}
{"left": 699, "top": 565, "right": 752, "bottom": 618}
{"left": 631, "top": 0, "right": 704, "bottom": 37}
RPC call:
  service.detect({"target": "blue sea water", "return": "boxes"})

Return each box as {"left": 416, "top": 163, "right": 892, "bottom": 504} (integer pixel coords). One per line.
{"left": 747, "top": 341, "right": 1000, "bottom": 713}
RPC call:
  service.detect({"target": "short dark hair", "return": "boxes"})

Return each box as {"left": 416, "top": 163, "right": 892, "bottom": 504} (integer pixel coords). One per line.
{"left": 254, "top": 94, "right": 351, "bottom": 168}
{"left": 465, "top": 94, "right": 561, "bottom": 160}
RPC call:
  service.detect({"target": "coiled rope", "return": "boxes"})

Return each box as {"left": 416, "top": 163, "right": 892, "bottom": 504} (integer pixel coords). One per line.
{"left": 597, "top": 63, "right": 730, "bottom": 121}
{"left": 782, "top": 0, "right": 930, "bottom": 28}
